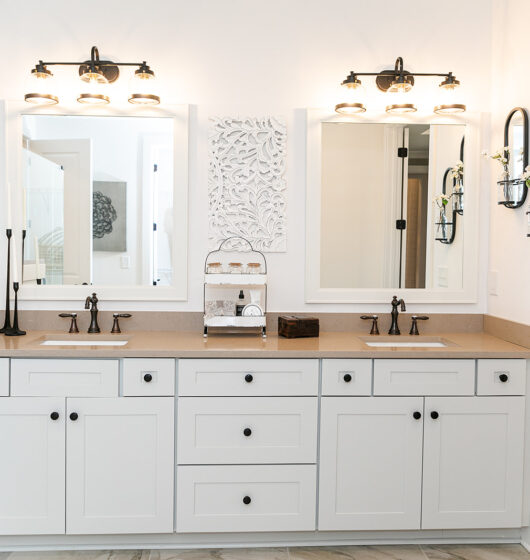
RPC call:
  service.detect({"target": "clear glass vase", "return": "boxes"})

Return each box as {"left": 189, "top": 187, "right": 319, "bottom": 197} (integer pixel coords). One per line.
{"left": 497, "top": 178, "right": 525, "bottom": 205}
{"left": 452, "top": 179, "right": 464, "bottom": 214}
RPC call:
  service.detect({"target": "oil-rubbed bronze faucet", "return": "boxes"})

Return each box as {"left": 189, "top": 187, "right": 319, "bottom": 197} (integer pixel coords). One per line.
{"left": 388, "top": 295, "right": 406, "bottom": 335}
{"left": 85, "top": 293, "right": 101, "bottom": 333}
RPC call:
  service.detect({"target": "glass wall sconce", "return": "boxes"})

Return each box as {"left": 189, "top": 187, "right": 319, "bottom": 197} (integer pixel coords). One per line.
{"left": 335, "top": 57, "right": 465, "bottom": 115}
{"left": 496, "top": 107, "right": 528, "bottom": 209}
{"left": 24, "top": 46, "right": 161, "bottom": 106}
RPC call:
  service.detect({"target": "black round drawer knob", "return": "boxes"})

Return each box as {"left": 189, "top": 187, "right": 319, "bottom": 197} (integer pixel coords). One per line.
{"left": 50, "top": 412, "right": 60, "bottom": 421}
{"left": 499, "top": 373, "right": 509, "bottom": 383}
{"left": 243, "top": 496, "right": 251, "bottom": 505}
{"left": 413, "top": 411, "right": 422, "bottom": 420}
{"left": 245, "top": 374, "right": 253, "bottom": 383}
{"left": 144, "top": 373, "right": 153, "bottom": 383}
{"left": 70, "top": 412, "right": 78, "bottom": 421}
{"left": 243, "top": 428, "right": 252, "bottom": 437}
{"left": 343, "top": 373, "right": 352, "bottom": 383}
{"left": 430, "top": 411, "right": 439, "bottom": 420}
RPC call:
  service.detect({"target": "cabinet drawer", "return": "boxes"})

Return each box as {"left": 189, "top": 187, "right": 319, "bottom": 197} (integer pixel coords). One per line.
{"left": 0, "top": 359, "right": 8, "bottom": 396}
{"left": 177, "top": 397, "right": 317, "bottom": 464}
{"left": 122, "top": 358, "right": 175, "bottom": 396}
{"left": 477, "top": 360, "right": 526, "bottom": 396}
{"left": 178, "top": 359, "right": 318, "bottom": 396}
{"left": 374, "top": 359, "right": 475, "bottom": 396}
{"left": 11, "top": 359, "right": 118, "bottom": 397}
{"left": 176, "top": 465, "right": 316, "bottom": 533}
{"left": 322, "top": 359, "right": 372, "bottom": 395}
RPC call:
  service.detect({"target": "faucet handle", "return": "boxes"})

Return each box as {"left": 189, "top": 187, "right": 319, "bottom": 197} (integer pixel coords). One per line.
{"left": 409, "top": 315, "right": 429, "bottom": 335}
{"left": 360, "top": 314, "right": 380, "bottom": 335}
{"left": 111, "top": 313, "right": 132, "bottom": 334}
{"left": 59, "top": 313, "right": 79, "bottom": 334}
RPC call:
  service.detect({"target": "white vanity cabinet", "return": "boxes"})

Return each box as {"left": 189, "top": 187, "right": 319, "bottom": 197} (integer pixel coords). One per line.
{"left": 422, "top": 396, "right": 525, "bottom": 529}
{"left": 0, "top": 397, "right": 65, "bottom": 535}
{"left": 319, "top": 396, "right": 424, "bottom": 530}
{"left": 319, "top": 359, "right": 527, "bottom": 532}
{"left": 176, "top": 358, "right": 319, "bottom": 533}
{"left": 66, "top": 397, "right": 174, "bottom": 534}
{"left": 0, "top": 359, "right": 175, "bottom": 536}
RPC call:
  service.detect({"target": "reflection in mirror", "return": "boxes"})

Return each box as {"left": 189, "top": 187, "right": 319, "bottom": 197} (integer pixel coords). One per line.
{"left": 320, "top": 122, "right": 465, "bottom": 290}
{"left": 22, "top": 115, "right": 174, "bottom": 287}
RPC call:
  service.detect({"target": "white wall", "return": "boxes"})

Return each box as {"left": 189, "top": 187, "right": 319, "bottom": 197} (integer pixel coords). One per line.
{"left": 489, "top": 0, "right": 530, "bottom": 326}
{"left": 0, "top": 0, "right": 493, "bottom": 313}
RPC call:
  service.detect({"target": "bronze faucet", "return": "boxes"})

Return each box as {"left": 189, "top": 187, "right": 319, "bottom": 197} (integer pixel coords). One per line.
{"left": 388, "top": 295, "right": 406, "bottom": 335}
{"left": 85, "top": 293, "right": 101, "bottom": 333}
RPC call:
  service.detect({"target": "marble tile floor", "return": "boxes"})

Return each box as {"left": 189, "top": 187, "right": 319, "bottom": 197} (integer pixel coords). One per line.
{"left": 0, "top": 545, "right": 528, "bottom": 560}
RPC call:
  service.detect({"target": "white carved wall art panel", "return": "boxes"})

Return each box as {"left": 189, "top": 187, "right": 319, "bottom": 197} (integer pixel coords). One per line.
{"left": 208, "top": 116, "right": 287, "bottom": 252}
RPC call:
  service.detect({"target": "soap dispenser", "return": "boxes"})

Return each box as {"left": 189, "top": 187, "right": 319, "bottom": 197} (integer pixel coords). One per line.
{"left": 236, "top": 290, "right": 247, "bottom": 316}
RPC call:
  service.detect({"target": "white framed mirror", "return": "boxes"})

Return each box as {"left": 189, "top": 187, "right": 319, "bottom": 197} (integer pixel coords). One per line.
{"left": 4, "top": 102, "right": 188, "bottom": 301}
{"left": 305, "top": 109, "right": 481, "bottom": 303}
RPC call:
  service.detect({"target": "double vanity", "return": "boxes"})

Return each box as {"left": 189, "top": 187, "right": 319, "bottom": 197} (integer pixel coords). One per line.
{"left": 0, "top": 329, "right": 528, "bottom": 549}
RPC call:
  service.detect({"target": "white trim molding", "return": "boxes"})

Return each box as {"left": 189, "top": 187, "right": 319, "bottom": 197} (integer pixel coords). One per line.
{"left": 3, "top": 101, "right": 189, "bottom": 302}
{"left": 305, "top": 109, "right": 484, "bottom": 304}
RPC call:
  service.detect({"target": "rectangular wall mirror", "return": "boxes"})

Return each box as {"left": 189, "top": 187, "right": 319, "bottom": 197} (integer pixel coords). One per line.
{"left": 306, "top": 110, "right": 480, "bottom": 303}
{"left": 6, "top": 104, "right": 188, "bottom": 301}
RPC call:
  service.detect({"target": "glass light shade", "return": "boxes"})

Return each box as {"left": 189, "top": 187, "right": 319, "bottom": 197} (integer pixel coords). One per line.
{"left": 77, "top": 77, "right": 110, "bottom": 104}
{"left": 434, "top": 80, "right": 466, "bottom": 114}
{"left": 386, "top": 103, "right": 417, "bottom": 114}
{"left": 24, "top": 66, "right": 58, "bottom": 105}
{"left": 128, "top": 68, "right": 160, "bottom": 105}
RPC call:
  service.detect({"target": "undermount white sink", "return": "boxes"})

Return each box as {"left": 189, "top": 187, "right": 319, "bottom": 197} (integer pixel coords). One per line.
{"left": 41, "top": 338, "right": 128, "bottom": 347}
{"left": 361, "top": 337, "right": 451, "bottom": 348}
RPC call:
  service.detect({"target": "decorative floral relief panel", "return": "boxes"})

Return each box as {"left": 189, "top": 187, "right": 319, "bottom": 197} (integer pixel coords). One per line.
{"left": 208, "top": 116, "right": 287, "bottom": 252}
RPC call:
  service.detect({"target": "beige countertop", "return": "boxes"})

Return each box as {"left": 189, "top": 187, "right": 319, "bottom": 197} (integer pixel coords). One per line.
{"left": 0, "top": 330, "right": 528, "bottom": 359}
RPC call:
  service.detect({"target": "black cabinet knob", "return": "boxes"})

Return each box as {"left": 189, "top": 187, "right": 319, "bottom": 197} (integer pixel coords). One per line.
{"left": 499, "top": 373, "right": 509, "bottom": 383}
{"left": 245, "top": 374, "right": 253, "bottom": 383}
{"left": 243, "top": 428, "right": 252, "bottom": 437}
{"left": 430, "top": 411, "right": 439, "bottom": 420}
{"left": 143, "top": 373, "right": 153, "bottom": 383}
{"left": 70, "top": 412, "right": 78, "bottom": 421}
{"left": 343, "top": 373, "right": 352, "bottom": 383}
{"left": 242, "top": 495, "right": 251, "bottom": 505}
{"left": 413, "top": 411, "right": 422, "bottom": 420}
{"left": 50, "top": 412, "right": 60, "bottom": 421}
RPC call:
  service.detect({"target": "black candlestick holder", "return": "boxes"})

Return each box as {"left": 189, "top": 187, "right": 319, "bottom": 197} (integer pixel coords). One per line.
{"left": 0, "top": 229, "right": 12, "bottom": 334}
{"left": 5, "top": 282, "right": 25, "bottom": 336}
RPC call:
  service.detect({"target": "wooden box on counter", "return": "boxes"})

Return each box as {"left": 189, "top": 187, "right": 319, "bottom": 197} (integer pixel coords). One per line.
{"left": 278, "top": 315, "right": 320, "bottom": 338}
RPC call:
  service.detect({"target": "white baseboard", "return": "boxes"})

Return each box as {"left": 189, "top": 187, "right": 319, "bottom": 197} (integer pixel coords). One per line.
{"left": 0, "top": 529, "right": 522, "bottom": 552}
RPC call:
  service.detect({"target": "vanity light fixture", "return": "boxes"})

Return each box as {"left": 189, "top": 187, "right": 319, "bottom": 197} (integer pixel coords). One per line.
{"left": 24, "top": 46, "right": 161, "bottom": 106}
{"left": 335, "top": 57, "right": 465, "bottom": 115}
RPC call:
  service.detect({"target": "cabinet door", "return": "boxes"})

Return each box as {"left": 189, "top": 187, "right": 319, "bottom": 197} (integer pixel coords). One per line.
{"left": 422, "top": 396, "right": 525, "bottom": 529}
{"left": 319, "top": 397, "right": 424, "bottom": 530}
{"left": 66, "top": 397, "right": 174, "bottom": 534}
{"left": 0, "top": 397, "right": 65, "bottom": 535}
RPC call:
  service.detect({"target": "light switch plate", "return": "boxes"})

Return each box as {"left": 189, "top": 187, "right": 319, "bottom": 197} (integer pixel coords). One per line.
{"left": 120, "top": 255, "right": 131, "bottom": 269}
